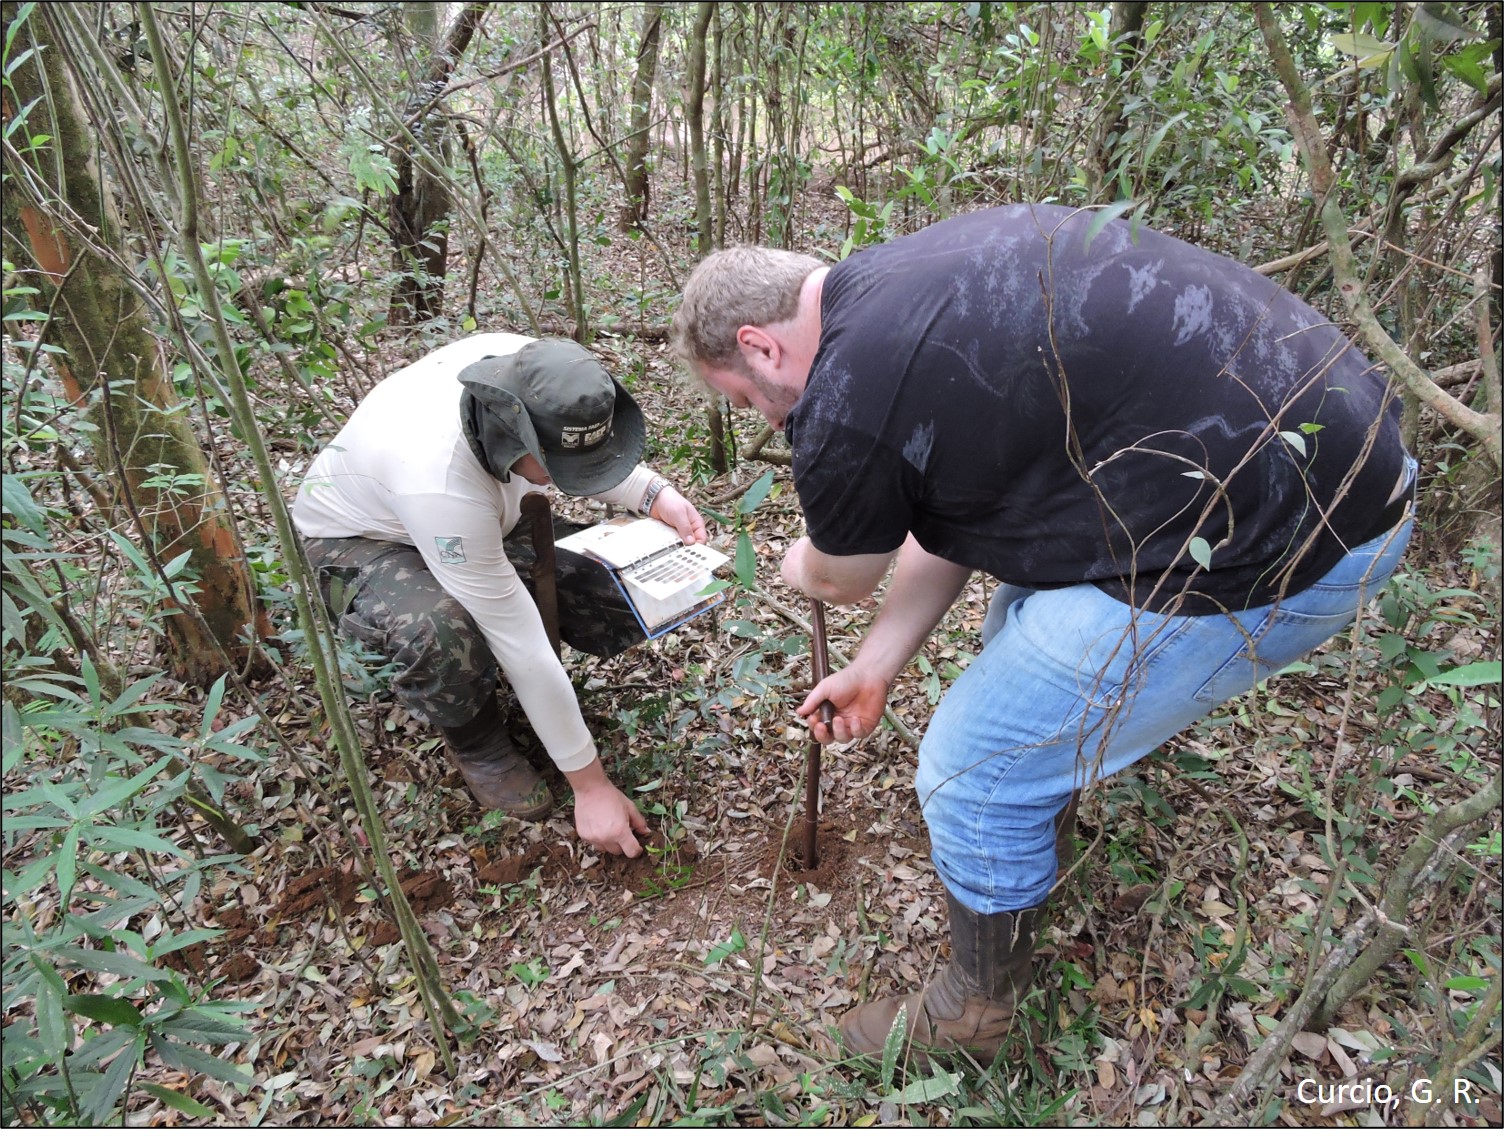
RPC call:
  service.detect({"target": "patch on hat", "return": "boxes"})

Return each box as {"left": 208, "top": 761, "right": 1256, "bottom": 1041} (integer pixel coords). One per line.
{"left": 559, "top": 418, "right": 611, "bottom": 449}
{"left": 457, "top": 337, "right": 646, "bottom": 496}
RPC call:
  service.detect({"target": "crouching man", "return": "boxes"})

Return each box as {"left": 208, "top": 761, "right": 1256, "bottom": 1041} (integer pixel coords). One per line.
{"left": 293, "top": 334, "right": 706, "bottom": 858}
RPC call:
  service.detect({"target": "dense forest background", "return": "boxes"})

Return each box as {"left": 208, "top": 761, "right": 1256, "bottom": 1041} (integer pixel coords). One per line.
{"left": 3, "top": 0, "right": 1501, "bottom": 1126}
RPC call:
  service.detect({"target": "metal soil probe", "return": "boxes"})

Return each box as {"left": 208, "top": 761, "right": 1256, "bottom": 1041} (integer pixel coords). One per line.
{"left": 802, "top": 599, "right": 835, "bottom": 869}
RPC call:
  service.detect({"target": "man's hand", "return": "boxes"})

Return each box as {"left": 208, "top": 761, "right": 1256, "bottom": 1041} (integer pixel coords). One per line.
{"left": 791, "top": 537, "right": 972, "bottom": 745}
{"left": 798, "top": 663, "right": 889, "bottom": 744}
{"left": 651, "top": 486, "right": 708, "bottom": 545}
{"left": 566, "top": 759, "right": 649, "bottom": 857}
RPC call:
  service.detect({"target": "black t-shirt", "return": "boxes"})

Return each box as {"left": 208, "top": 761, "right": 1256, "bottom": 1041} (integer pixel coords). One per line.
{"left": 787, "top": 204, "right": 1408, "bottom": 615}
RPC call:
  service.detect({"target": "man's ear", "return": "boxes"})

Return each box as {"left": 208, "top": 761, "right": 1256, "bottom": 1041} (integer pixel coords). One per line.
{"left": 735, "top": 325, "right": 781, "bottom": 368}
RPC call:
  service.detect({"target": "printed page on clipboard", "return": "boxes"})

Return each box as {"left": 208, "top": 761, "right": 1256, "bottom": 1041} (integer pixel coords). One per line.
{"left": 555, "top": 518, "right": 730, "bottom": 638}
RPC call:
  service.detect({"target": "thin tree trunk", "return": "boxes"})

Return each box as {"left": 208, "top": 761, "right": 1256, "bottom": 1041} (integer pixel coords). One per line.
{"left": 743, "top": 4, "right": 764, "bottom": 242}
{"left": 539, "top": 3, "right": 587, "bottom": 340}
{"left": 387, "top": 0, "right": 488, "bottom": 326}
{"left": 1083, "top": 1, "right": 1150, "bottom": 201}
{"left": 2, "top": 2, "right": 266, "bottom": 684}
{"left": 1202, "top": 772, "right": 1502, "bottom": 1126}
{"left": 1311, "top": 771, "right": 1503, "bottom": 1030}
{"left": 711, "top": 3, "right": 728, "bottom": 246}
{"left": 687, "top": 1, "right": 715, "bottom": 253}
{"left": 137, "top": 0, "right": 462, "bottom": 1065}
{"left": 776, "top": 8, "right": 810, "bottom": 246}
{"left": 1254, "top": 3, "right": 1502, "bottom": 471}
{"left": 620, "top": 2, "right": 663, "bottom": 231}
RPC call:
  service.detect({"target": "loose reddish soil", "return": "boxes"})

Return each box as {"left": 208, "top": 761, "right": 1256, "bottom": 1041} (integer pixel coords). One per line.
{"left": 166, "top": 865, "right": 454, "bottom": 978}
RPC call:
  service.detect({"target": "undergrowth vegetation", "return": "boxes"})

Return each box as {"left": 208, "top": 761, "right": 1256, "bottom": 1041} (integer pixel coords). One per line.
{"left": 3, "top": 0, "right": 1500, "bottom": 1126}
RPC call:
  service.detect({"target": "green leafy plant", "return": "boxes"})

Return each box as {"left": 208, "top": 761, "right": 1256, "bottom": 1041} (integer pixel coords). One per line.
{"left": 2, "top": 716, "right": 256, "bottom": 1124}
{"left": 508, "top": 959, "right": 551, "bottom": 990}
{"left": 3, "top": 267, "right": 256, "bottom": 1125}
{"left": 707, "top": 468, "right": 778, "bottom": 592}
{"left": 834, "top": 185, "right": 894, "bottom": 258}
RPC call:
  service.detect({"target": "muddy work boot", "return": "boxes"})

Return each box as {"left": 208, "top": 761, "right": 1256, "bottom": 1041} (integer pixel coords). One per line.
{"left": 440, "top": 702, "right": 553, "bottom": 820}
{"left": 839, "top": 888, "right": 1040, "bottom": 1065}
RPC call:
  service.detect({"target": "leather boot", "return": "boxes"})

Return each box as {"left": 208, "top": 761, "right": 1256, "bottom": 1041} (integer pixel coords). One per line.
{"left": 839, "top": 888, "right": 1040, "bottom": 1065}
{"left": 440, "top": 701, "right": 553, "bottom": 819}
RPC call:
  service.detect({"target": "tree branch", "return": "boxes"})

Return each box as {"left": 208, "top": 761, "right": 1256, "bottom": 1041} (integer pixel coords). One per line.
{"left": 138, "top": 0, "right": 463, "bottom": 1068}
{"left": 1474, "top": 264, "right": 1502, "bottom": 422}
{"left": 1201, "top": 771, "right": 1503, "bottom": 1125}
{"left": 1252, "top": 3, "right": 1502, "bottom": 471}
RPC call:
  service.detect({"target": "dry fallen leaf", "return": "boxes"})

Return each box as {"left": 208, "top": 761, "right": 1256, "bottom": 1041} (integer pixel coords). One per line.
{"left": 1096, "top": 1059, "right": 1117, "bottom": 1090}
{"left": 1290, "top": 1031, "right": 1328, "bottom": 1061}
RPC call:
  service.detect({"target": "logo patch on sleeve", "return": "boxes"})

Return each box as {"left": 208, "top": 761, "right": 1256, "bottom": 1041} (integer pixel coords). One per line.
{"left": 435, "top": 536, "right": 466, "bottom": 565}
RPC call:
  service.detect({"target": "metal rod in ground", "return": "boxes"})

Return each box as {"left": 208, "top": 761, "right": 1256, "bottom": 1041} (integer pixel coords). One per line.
{"left": 801, "top": 737, "right": 821, "bottom": 869}
{"left": 802, "top": 599, "right": 836, "bottom": 870}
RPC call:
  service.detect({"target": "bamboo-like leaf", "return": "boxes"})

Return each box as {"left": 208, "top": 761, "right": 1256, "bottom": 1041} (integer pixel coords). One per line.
{"left": 76, "top": 755, "right": 173, "bottom": 817}
{"left": 1426, "top": 661, "right": 1502, "bottom": 688}
{"left": 65, "top": 993, "right": 144, "bottom": 1027}
{"left": 149, "top": 1029, "right": 252, "bottom": 1083}
{"left": 734, "top": 529, "right": 756, "bottom": 588}
{"left": 34, "top": 963, "right": 73, "bottom": 1059}
{"left": 201, "top": 674, "right": 229, "bottom": 737}
{"left": 2, "top": 700, "right": 23, "bottom": 776}
{"left": 81, "top": 823, "right": 188, "bottom": 858}
{"left": 138, "top": 1082, "right": 216, "bottom": 1119}
{"left": 82, "top": 1031, "right": 144, "bottom": 1124}
{"left": 881, "top": 1069, "right": 963, "bottom": 1104}
{"left": 56, "top": 822, "right": 79, "bottom": 899}
{"left": 1, "top": 472, "right": 47, "bottom": 532}
{"left": 104, "top": 672, "right": 170, "bottom": 718}
{"left": 1412, "top": 3, "right": 1481, "bottom": 44}
{"left": 737, "top": 469, "right": 777, "bottom": 516}
{"left": 3, "top": 3, "right": 39, "bottom": 62}
{"left": 52, "top": 946, "right": 174, "bottom": 982}
{"left": 1330, "top": 31, "right": 1392, "bottom": 58}
{"left": 81, "top": 651, "right": 102, "bottom": 712}
{"left": 8, "top": 676, "right": 87, "bottom": 701}
{"left": 1144, "top": 112, "right": 1187, "bottom": 164}
{"left": 703, "top": 929, "right": 746, "bottom": 967}
{"left": 156, "top": 1008, "right": 253, "bottom": 1046}
{"left": 879, "top": 1003, "right": 907, "bottom": 1091}
{"left": 1441, "top": 42, "right": 1494, "bottom": 93}
{"left": 1081, "top": 199, "right": 1137, "bottom": 252}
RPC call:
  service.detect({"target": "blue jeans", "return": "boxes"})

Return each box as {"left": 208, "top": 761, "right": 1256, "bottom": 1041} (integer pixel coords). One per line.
{"left": 915, "top": 518, "right": 1414, "bottom": 914}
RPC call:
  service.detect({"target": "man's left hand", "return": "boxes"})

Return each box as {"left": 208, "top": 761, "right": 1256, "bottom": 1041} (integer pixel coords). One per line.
{"left": 573, "top": 780, "right": 650, "bottom": 858}
{"left": 651, "top": 486, "right": 708, "bottom": 545}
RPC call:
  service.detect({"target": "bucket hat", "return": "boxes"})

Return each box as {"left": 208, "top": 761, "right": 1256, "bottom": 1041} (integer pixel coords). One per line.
{"left": 458, "top": 339, "right": 645, "bottom": 495}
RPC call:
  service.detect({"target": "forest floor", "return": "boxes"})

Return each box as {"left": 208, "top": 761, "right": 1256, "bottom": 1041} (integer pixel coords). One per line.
{"left": 3, "top": 191, "right": 1481, "bottom": 1126}
{"left": 142, "top": 336, "right": 1502, "bottom": 1128}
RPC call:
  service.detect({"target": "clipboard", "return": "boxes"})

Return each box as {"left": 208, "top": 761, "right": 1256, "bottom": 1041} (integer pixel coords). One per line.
{"left": 556, "top": 518, "right": 729, "bottom": 638}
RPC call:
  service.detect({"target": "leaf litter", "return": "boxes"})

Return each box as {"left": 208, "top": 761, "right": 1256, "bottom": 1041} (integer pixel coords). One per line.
{"left": 15, "top": 239, "right": 1496, "bottom": 1127}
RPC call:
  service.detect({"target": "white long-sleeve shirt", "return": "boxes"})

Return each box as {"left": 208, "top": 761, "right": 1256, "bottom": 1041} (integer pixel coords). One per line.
{"left": 292, "top": 333, "right": 657, "bottom": 772}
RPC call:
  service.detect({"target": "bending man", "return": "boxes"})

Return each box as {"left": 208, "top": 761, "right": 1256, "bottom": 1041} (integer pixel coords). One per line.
{"left": 670, "top": 205, "right": 1413, "bottom": 1059}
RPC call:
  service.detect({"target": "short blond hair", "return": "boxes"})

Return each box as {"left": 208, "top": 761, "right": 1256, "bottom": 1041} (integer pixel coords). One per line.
{"left": 670, "top": 246, "right": 824, "bottom": 368}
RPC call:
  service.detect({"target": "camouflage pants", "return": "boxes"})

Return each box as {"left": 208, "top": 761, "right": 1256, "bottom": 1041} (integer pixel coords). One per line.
{"left": 302, "top": 517, "right": 644, "bottom": 729}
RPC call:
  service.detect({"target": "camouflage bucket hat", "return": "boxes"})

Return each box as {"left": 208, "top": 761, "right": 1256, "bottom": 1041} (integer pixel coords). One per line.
{"left": 458, "top": 339, "right": 645, "bottom": 495}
